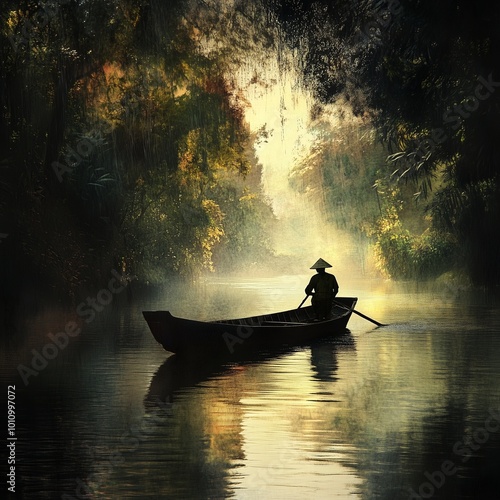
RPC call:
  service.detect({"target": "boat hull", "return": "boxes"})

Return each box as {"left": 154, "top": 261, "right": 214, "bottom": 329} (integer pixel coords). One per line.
{"left": 143, "top": 297, "right": 357, "bottom": 357}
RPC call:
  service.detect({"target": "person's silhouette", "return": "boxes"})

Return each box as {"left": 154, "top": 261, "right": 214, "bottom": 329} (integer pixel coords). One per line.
{"left": 305, "top": 258, "right": 339, "bottom": 320}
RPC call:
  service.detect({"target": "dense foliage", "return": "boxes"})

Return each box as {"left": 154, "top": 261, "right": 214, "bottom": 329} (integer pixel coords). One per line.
{"left": 0, "top": 0, "right": 276, "bottom": 296}
{"left": 270, "top": 0, "right": 500, "bottom": 285}
{"left": 1, "top": 0, "right": 498, "bottom": 301}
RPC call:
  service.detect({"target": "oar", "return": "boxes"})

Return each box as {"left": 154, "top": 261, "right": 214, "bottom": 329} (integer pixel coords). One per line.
{"left": 297, "top": 295, "right": 309, "bottom": 308}
{"left": 333, "top": 299, "right": 386, "bottom": 327}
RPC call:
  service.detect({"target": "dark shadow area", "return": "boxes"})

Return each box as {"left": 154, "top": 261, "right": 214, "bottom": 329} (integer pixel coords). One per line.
{"left": 400, "top": 400, "right": 500, "bottom": 500}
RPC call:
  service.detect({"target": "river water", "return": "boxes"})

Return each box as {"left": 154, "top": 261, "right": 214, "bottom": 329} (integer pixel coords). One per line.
{"left": 2, "top": 275, "right": 500, "bottom": 499}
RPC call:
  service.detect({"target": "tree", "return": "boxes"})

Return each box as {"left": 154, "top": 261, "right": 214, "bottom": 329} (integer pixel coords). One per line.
{"left": 0, "top": 0, "right": 278, "bottom": 297}
{"left": 268, "top": 0, "right": 500, "bottom": 285}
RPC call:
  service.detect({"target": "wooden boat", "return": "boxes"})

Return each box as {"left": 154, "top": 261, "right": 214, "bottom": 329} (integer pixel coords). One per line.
{"left": 143, "top": 296, "right": 357, "bottom": 357}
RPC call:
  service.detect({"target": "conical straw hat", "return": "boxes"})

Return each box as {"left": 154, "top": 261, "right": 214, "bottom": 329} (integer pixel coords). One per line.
{"left": 310, "top": 258, "right": 332, "bottom": 269}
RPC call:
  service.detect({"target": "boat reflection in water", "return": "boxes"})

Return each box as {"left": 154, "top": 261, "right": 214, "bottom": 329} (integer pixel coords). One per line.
{"left": 143, "top": 333, "right": 358, "bottom": 499}
{"left": 10, "top": 278, "right": 500, "bottom": 499}
{"left": 145, "top": 334, "right": 355, "bottom": 406}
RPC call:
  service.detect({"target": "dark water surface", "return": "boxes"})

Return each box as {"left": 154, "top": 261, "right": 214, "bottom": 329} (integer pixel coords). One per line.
{"left": 2, "top": 277, "right": 500, "bottom": 499}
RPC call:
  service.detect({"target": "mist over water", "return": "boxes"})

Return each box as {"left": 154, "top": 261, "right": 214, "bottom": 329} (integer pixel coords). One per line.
{"left": 4, "top": 275, "right": 500, "bottom": 500}
{"left": 240, "top": 57, "right": 366, "bottom": 280}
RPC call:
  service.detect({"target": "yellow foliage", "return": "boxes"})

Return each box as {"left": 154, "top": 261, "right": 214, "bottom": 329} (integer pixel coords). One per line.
{"left": 199, "top": 199, "right": 225, "bottom": 271}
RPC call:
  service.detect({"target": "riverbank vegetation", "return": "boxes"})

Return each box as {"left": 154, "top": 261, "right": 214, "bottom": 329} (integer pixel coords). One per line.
{"left": 1, "top": 0, "right": 499, "bottom": 303}
{"left": 271, "top": 0, "right": 500, "bottom": 285}
{"left": 0, "top": 1, "right": 277, "bottom": 297}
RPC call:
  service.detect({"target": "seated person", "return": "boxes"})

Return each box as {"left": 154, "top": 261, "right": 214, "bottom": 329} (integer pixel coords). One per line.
{"left": 305, "top": 258, "right": 339, "bottom": 320}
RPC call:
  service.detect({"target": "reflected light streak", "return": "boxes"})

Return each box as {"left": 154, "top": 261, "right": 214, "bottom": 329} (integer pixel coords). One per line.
{"left": 229, "top": 352, "right": 363, "bottom": 498}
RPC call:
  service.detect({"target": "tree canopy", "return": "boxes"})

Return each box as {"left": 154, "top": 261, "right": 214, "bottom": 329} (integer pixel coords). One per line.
{"left": 0, "top": 0, "right": 277, "bottom": 295}
{"left": 1, "top": 0, "right": 499, "bottom": 298}
{"left": 269, "top": 0, "right": 500, "bottom": 284}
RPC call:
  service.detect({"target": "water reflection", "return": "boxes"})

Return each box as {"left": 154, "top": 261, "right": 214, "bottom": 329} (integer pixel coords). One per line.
{"left": 143, "top": 335, "right": 360, "bottom": 499}
{"left": 3, "top": 279, "right": 500, "bottom": 499}
{"left": 146, "top": 334, "right": 355, "bottom": 406}
{"left": 310, "top": 339, "right": 345, "bottom": 382}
